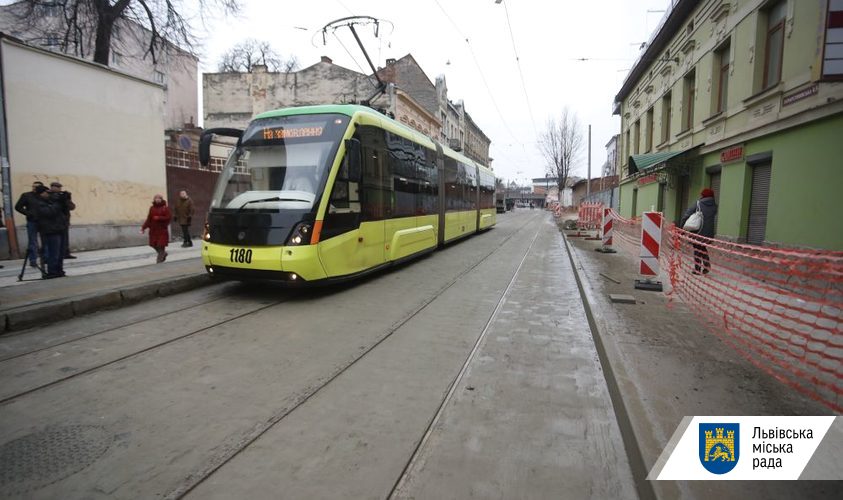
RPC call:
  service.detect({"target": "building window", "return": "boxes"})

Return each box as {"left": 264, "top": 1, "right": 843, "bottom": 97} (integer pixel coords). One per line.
{"left": 661, "top": 91, "right": 672, "bottom": 144}
{"left": 625, "top": 128, "right": 632, "bottom": 160}
{"left": 763, "top": 1, "right": 786, "bottom": 89}
{"left": 683, "top": 69, "right": 695, "bottom": 131}
{"left": 111, "top": 51, "right": 122, "bottom": 65}
{"left": 153, "top": 70, "right": 166, "bottom": 84}
{"left": 645, "top": 108, "right": 654, "bottom": 152}
{"left": 715, "top": 41, "right": 730, "bottom": 114}
{"left": 822, "top": 1, "right": 843, "bottom": 79}
{"left": 633, "top": 120, "right": 640, "bottom": 155}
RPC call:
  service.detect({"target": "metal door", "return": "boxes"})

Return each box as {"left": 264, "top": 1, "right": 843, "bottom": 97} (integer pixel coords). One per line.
{"left": 746, "top": 163, "right": 772, "bottom": 245}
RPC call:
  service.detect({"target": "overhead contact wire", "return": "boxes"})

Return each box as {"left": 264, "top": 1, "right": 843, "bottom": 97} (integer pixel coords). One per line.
{"left": 432, "top": 0, "right": 524, "bottom": 149}
{"left": 501, "top": 0, "right": 539, "bottom": 141}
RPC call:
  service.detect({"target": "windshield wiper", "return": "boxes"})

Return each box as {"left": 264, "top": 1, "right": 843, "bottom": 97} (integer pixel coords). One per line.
{"left": 238, "top": 197, "right": 311, "bottom": 210}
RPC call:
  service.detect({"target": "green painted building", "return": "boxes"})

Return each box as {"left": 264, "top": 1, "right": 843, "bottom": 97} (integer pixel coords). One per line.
{"left": 614, "top": 0, "right": 843, "bottom": 250}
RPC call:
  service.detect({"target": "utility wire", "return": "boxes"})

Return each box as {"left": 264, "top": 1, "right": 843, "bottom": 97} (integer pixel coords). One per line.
{"left": 334, "top": 0, "right": 355, "bottom": 16}
{"left": 500, "top": 0, "right": 539, "bottom": 142}
{"left": 432, "top": 0, "right": 524, "bottom": 149}
{"left": 332, "top": 31, "right": 377, "bottom": 88}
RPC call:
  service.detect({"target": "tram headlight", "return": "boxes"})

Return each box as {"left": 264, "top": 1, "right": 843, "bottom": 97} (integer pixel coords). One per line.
{"left": 202, "top": 222, "right": 211, "bottom": 242}
{"left": 286, "top": 222, "right": 313, "bottom": 246}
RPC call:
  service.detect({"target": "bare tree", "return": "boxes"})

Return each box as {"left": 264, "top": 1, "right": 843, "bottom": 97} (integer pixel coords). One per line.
{"left": 538, "top": 108, "right": 584, "bottom": 202}
{"left": 4, "top": 0, "right": 240, "bottom": 66}
{"left": 218, "top": 39, "right": 299, "bottom": 73}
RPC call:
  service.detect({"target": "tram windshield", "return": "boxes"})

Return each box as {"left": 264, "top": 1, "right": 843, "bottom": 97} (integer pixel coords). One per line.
{"left": 211, "top": 113, "right": 350, "bottom": 211}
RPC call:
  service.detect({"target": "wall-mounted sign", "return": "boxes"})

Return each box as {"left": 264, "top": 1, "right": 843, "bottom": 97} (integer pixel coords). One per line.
{"left": 720, "top": 145, "right": 744, "bottom": 164}
{"left": 638, "top": 174, "right": 659, "bottom": 185}
{"left": 782, "top": 83, "right": 819, "bottom": 107}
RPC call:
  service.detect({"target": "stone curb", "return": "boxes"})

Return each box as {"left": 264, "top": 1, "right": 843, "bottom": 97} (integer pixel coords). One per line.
{"left": 561, "top": 231, "right": 658, "bottom": 500}
{"left": 1, "top": 273, "right": 212, "bottom": 334}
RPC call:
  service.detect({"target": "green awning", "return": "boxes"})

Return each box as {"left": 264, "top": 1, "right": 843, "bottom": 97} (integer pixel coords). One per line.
{"left": 628, "top": 149, "right": 690, "bottom": 175}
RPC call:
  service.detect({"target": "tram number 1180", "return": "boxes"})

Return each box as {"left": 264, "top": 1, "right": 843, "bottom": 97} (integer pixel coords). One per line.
{"left": 230, "top": 248, "right": 253, "bottom": 264}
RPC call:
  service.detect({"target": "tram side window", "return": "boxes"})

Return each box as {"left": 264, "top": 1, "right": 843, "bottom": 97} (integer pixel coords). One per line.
{"left": 360, "top": 126, "right": 392, "bottom": 221}
{"left": 419, "top": 147, "right": 438, "bottom": 215}
{"left": 387, "top": 132, "right": 418, "bottom": 218}
{"left": 462, "top": 162, "right": 478, "bottom": 210}
{"left": 479, "top": 172, "right": 495, "bottom": 209}
{"left": 322, "top": 151, "right": 363, "bottom": 240}
{"left": 444, "top": 157, "right": 460, "bottom": 211}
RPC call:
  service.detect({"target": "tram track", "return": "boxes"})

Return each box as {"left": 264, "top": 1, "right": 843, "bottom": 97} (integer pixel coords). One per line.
{"left": 388, "top": 223, "right": 542, "bottom": 499}
{"left": 0, "top": 288, "right": 235, "bottom": 363}
{"left": 166, "top": 212, "right": 544, "bottom": 499}
{"left": 0, "top": 294, "right": 294, "bottom": 406}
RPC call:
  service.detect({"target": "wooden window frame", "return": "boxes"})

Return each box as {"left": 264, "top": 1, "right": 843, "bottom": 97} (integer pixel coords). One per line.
{"left": 763, "top": 2, "right": 786, "bottom": 89}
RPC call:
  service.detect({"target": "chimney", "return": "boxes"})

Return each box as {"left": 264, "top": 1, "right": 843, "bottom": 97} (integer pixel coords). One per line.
{"left": 252, "top": 64, "right": 267, "bottom": 73}
{"left": 321, "top": 56, "right": 332, "bottom": 64}
{"left": 386, "top": 58, "right": 396, "bottom": 66}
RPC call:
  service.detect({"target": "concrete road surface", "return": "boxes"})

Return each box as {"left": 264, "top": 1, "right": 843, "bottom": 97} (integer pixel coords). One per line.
{"left": 0, "top": 210, "right": 634, "bottom": 499}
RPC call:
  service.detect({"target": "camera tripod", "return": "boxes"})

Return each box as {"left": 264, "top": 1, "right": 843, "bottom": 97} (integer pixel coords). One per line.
{"left": 18, "top": 248, "right": 46, "bottom": 281}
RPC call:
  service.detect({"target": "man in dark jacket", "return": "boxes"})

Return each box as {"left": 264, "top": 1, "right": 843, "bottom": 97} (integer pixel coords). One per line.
{"left": 14, "top": 181, "right": 45, "bottom": 267}
{"left": 49, "top": 181, "right": 76, "bottom": 258}
{"left": 32, "top": 185, "right": 67, "bottom": 278}
{"left": 680, "top": 187, "right": 718, "bottom": 274}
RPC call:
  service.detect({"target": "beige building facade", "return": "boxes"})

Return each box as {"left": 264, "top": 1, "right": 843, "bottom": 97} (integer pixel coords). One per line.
{"left": 1, "top": 37, "right": 166, "bottom": 253}
{"left": 204, "top": 57, "right": 374, "bottom": 129}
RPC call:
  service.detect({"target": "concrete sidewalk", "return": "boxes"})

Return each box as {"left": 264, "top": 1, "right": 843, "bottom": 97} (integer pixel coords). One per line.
{"left": 560, "top": 217, "right": 837, "bottom": 499}
{"left": 0, "top": 244, "right": 209, "bottom": 333}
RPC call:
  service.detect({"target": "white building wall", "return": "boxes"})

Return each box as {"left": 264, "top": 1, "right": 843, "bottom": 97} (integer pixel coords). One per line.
{"left": 2, "top": 39, "right": 166, "bottom": 250}
{"left": 0, "top": 8, "right": 198, "bottom": 130}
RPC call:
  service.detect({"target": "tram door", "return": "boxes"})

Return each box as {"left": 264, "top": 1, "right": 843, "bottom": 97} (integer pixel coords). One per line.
{"left": 356, "top": 126, "right": 388, "bottom": 267}
{"left": 318, "top": 126, "right": 385, "bottom": 276}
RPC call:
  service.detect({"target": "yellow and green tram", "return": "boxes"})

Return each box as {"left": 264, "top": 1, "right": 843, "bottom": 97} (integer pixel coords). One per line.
{"left": 198, "top": 104, "right": 496, "bottom": 284}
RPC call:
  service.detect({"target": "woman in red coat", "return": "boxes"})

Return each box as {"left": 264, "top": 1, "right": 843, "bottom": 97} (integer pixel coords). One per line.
{"left": 141, "top": 194, "right": 172, "bottom": 263}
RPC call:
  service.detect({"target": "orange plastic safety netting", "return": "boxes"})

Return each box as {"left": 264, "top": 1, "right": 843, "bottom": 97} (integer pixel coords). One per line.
{"left": 664, "top": 229, "right": 843, "bottom": 412}
{"left": 593, "top": 208, "right": 843, "bottom": 411}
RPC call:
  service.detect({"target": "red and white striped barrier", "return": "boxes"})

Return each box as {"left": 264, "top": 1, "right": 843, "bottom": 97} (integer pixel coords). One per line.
{"left": 602, "top": 208, "right": 613, "bottom": 247}
{"left": 635, "top": 211, "right": 664, "bottom": 291}
{"left": 639, "top": 211, "right": 662, "bottom": 275}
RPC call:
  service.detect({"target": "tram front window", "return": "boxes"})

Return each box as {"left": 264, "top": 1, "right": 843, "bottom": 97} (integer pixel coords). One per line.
{"left": 211, "top": 113, "right": 349, "bottom": 211}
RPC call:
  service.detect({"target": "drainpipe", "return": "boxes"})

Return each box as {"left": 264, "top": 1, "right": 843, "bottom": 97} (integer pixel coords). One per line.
{"left": 0, "top": 39, "right": 20, "bottom": 259}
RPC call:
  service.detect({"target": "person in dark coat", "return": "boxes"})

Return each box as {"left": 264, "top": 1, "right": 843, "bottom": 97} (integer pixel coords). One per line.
{"left": 32, "top": 185, "right": 67, "bottom": 278}
{"left": 141, "top": 194, "right": 172, "bottom": 263}
{"left": 680, "top": 187, "right": 718, "bottom": 274}
{"left": 50, "top": 181, "right": 76, "bottom": 259}
{"left": 14, "top": 181, "right": 45, "bottom": 267}
{"left": 173, "top": 190, "right": 195, "bottom": 247}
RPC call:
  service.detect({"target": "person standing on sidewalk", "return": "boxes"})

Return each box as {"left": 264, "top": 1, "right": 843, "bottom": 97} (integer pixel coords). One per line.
{"left": 14, "top": 181, "right": 45, "bottom": 267}
{"left": 49, "top": 181, "right": 76, "bottom": 259}
{"left": 33, "top": 185, "right": 67, "bottom": 278}
{"left": 141, "top": 194, "right": 172, "bottom": 263}
{"left": 173, "top": 189, "right": 195, "bottom": 247}
{"left": 680, "top": 187, "right": 718, "bottom": 275}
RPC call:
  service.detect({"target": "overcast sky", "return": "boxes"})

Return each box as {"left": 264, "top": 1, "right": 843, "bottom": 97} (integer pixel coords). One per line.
{"left": 194, "top": 0, "right": 673, "bottom": 184}
{"left": 194, "top": 0, "right": 672, "bottom": 184}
